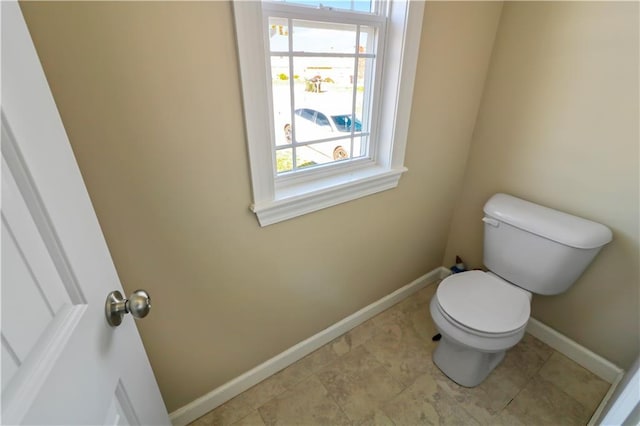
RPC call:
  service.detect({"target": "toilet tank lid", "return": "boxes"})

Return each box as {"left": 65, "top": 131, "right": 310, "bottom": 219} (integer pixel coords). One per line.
{"left": 483, "top": 193, "right": 612, "bottom": 249}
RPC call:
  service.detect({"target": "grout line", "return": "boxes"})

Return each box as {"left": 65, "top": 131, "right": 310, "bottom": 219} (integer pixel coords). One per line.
{"left": 313, "top": 372, "right": 353, "bottom": 424}
{"left": 501, "top": 381, "right": 526, "bottom": 415}
{"left": 313, "top": 364, "right": 355, "bottom": 425}
{"left": 494, "top": 337, "right": 559, "bottom": 418}
{"left": 530, "top": 340, "right": 553, "bottom": 377}
{"left": 535, "top": 371, "right": 598, "bottom": 423}
{"left": 256, "top": 408, "right": 268, "bottom": 426}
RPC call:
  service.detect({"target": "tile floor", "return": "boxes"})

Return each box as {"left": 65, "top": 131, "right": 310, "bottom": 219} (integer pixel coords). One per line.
{"left": 189, "top": 282, "right": 611, "bottom": 425}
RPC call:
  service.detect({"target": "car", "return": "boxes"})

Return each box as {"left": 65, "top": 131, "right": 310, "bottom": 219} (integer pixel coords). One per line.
{"left": 295, "top": 108, "right": 362, "bottom": 133}
{"left": 285, "top": 108, "right": 362, "bottom": 143}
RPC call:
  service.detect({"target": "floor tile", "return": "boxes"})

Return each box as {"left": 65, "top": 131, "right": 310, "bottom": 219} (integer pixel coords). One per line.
{"left": 355, "top": 409, "right": 395, "bottom": 426}
{"left": 365, "top": 296, "right": 437, "bottom": 387}
{"left": 316, "top": 345, "right": 405, "bottom": 422}
{"left": 364, "top": 326, "right": 433, "bottom": 387}
{"left": 491, "top": 409, "right": 527, "bottom": 426}
{"left": 412, "top": 283, "right": 439, "bottom": 307}
{"left": 238, "top": 374, "right": 289, "bottom": 410}
{"left": 257, "top": 375, "right": 351, "bottom": 426}
{"left": 329, "top": 320, "right": 378, "bottom": 357}
{"left": 427, "top": 362, "right": 498, "bottom": 424}
{"left": 270, "top": 357, "right": 315, "bottom": 389}
{"left": 498, "top": 332, "right": 554, "bottom": 388}
{"left": 230, "top": 410, "right": 266, "bottom": 426}
{"left": 298, "top": 343, "right": 342, "bottom": 374}
{"left": 538, "top": 351, "right": 610, "bottom": 410}
{"left": 190, "top": 395, "right": 254, "bottom": 426}
{"left": 503, "top": 374, "right": 594, "bottom": 425}
{"left": 382, "top": 372, "right": 480, "bottom": 425}
{"left": 238, "top": 357, "right": 315, "bottom": 409}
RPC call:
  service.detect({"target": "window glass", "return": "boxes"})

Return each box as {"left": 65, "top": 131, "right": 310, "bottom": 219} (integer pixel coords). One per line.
{"left": 276, "top": 148, "right": 294, "bottom": 173}
{"left": 292, "top": 20, "right": 357, "bottom": 54}
{"left": 296, "top": 140, "right": 352, "bottom": 166}
{"left": 331, "top": 114, "right": 360, "bottom": 132}
{"left": 276, "top": 0, "right": 374, "bottom": 13}
{"left": 268, "top": 16, "right": 375, "bottom": 174}
{"left": 351, "top": 136, "right": 367, "bottom": 158}
{"left": 353, "top": 55, "right": 373, "bottom": 134}
{"left": 270, "top": 55, "right": 292, "bottom": 147}
{"left": 268, "top": 17, "right": 289, "bottom": 51}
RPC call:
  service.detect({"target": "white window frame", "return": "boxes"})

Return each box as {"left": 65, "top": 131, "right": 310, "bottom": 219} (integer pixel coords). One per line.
{"left": 234, "top": 0, "right": 424, "bottom": 227}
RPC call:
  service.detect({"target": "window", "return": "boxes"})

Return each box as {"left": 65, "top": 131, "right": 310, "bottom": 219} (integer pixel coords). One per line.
{"left": 234, "top": 0, "right": 424, "bottom": 226}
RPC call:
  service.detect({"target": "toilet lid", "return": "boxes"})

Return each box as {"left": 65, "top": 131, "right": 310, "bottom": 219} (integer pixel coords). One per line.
{"left": 437, "top": 271, "right": 531, "bottom": 334}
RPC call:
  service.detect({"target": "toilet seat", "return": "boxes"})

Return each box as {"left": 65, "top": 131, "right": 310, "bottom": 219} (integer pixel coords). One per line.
{"left": 437, "top": 271, "right": 531, "bottom": 334}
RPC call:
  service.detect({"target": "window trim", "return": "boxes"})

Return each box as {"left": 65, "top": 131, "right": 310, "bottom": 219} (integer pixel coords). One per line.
{"left": 234, "top": 0, "right": 424, "bottom": 226}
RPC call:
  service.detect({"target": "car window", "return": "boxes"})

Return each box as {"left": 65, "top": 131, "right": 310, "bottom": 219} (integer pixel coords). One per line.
{"left": 332, "top": 115, "right": 354, "bottom": 132}
{"left": 296, "top": 109, "right": 315, "bottom": 122}
{"left": 315, "top": 112, "right": 331, "bottom": 127}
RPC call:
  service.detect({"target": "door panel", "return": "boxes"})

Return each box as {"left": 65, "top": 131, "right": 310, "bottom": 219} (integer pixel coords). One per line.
{"left": 1, "top": 155, "right": 73, "bottom": 313}
{"left": 104, "top": 381, "right": 141, "bottom": 426}
{"left": 1, "top": 337, "right": 20, "bottom": 388}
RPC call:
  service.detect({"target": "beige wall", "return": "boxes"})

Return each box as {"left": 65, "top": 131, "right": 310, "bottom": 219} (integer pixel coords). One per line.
{"left": 444, "top": 2, "right": 639, "bottom": 369}
{"left": 20, "top": 1, "right": 502, "bottom": 411}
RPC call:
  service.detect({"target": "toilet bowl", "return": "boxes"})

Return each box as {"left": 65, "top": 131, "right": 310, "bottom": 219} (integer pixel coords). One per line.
{"left": 430, "top": 270, "right": 531, "bottom": 387}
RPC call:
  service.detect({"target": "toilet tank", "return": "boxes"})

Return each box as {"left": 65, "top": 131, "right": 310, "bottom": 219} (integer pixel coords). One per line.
{"left": 483, "top": 194, "right": 612, "bottom": 295}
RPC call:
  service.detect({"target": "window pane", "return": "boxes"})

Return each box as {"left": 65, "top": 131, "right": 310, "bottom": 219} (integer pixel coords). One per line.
{"left": 276, "top": 148, "right": 294, "bottom": 173}
{"left": 354, "top": 56, "right": 374, "bottom": 137}
{"left": 291, "top": 56, "right": 360, "bottom": 143}
{"left": 276, "top": 0, "right": 374, "bottom": 13}
{"left": 292, "top": 20, "right": 357, "bottom": 54}
{"left": 297, "top": 139, "right": 352, "bottom": 167}
{"left": 359, "top": 25, "right": 375, "bottom": 63}
{"left": 330, "top": 113, "right": 361, "bottom": 132}
{"left": 350, "top": 136, "right": 367, "bottom": 159}
{"left": 271, "top": 56, "right": 293, "bottom": 146}
{"left": 268, "top": 18, "right": 289, "bottom": 51}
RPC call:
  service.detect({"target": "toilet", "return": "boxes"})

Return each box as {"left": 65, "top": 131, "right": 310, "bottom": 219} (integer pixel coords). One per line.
{"left": 430, "top": 193, "right": 612, "bottom": 387}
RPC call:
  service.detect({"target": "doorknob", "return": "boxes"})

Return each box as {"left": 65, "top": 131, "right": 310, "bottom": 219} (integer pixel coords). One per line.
{"left": 105, "top": 290, "right": 151, "bottom": 327}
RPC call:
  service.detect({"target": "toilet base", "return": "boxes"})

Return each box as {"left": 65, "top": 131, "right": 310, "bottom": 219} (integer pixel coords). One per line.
{"left": 433, "top": 335, "right": 505, "bottom": 387}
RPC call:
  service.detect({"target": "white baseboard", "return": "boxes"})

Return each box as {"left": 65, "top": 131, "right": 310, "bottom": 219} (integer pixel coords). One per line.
{"left": 169, "top": 266, "right": 450, "bottom": 426}
{"left": 526, "top": 317, "right": 623, "bottom": 383}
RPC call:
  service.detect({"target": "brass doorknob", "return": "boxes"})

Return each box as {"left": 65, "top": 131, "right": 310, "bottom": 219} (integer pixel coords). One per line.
{"left": 105, "top": 289, "right": 151, "bottom": 327}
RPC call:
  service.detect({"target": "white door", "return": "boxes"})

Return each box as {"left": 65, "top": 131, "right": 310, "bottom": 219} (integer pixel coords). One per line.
{"left": 1, "top": 2, "right": 171, "bottom": 424}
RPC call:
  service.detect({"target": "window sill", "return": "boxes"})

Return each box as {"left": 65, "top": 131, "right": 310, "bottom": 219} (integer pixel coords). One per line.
{"left": 250, "top": 166, "right": 407, "bottom": 226}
